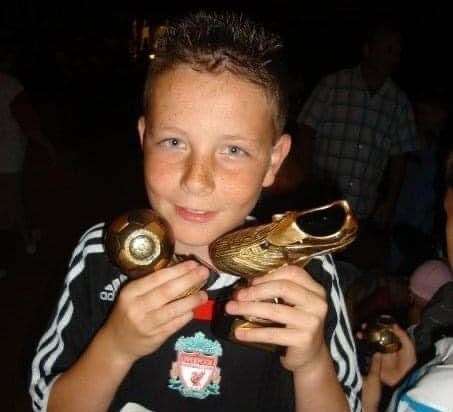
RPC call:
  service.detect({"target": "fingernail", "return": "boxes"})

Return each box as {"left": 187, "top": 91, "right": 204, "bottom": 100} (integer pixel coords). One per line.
{"left": 225, "top": 301, "right": 237, "bottom": 314}
{"left": 235, "top": 328, "right": 245, "bottom": 340}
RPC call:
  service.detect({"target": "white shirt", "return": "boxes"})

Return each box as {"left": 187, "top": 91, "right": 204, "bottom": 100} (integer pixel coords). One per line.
{"left": 389, "top": 337, "right": 453, "bottom": 411}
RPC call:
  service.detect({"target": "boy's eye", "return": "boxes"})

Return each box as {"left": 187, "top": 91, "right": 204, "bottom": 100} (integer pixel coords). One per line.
{"left": 160, "top": 138, "right": 186, "bottom": 149}
{"left": 221, "top": 145, "right": 249, "bottom": 157}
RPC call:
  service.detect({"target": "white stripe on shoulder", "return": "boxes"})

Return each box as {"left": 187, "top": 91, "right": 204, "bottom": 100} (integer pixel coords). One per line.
{"left": 29, "top": 231, "right": 105, "bottom": 411}
{"left": 68, "top": 225, "right": 105, "bottom": 267}
{"left": 79, "top": 222, "right": 105, "bottom": 243}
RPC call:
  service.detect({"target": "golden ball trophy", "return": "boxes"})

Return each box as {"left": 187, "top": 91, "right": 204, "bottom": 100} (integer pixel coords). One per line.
{"left": 364, "top": 314, "right": 402, "bottom": 354}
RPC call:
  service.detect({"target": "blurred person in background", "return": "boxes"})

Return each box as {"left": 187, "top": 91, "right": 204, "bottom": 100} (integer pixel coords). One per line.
{"left": 361, "top": 151, "right": 453, "bottom": 412}
{"left": 0, "top": 40, "right": 56, "bottom": 277}
{"left": 297, "top": 18, "right": 418, "bottom": 271}
{"left": 388, "top": 92, "right": 450, "bottom": 276}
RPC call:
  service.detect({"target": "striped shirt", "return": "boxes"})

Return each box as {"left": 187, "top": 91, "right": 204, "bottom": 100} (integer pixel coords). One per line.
{"left": 298, "top": 66, "right": 417, "bottom": 219}
{"left": 29, "top": 223, "right": 362, "bottom": 411}
{"left": 387, "top": 337, "right": 453, "bottom": 411}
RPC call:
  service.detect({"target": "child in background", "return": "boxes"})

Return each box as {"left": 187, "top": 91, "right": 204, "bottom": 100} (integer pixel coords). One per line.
{"left": 29, "top": 11, "right": 361, "bottom": 412}
{"left": 361, "top": 151, "right": 453, "bottom": 412}
{"left": 407, "top": 259, "right": 453, "bottom": 329}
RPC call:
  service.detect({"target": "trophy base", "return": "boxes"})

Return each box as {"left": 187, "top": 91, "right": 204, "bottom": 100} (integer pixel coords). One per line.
{"left": 212, "top": 298, "right": 282, "bottom": 352}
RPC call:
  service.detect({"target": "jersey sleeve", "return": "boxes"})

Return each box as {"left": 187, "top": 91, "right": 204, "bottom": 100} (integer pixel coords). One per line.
{"left": 29, "top": 223, "right": 107, "bottom": 412}
{"left": 308, "top": 255, "right": 363, "bottom": 412}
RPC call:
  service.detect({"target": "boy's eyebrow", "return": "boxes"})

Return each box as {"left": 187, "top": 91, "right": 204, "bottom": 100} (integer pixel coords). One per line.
{"left": 151, "top": 125, "right": 188, "bottom": 136}
{"left": 221, "top": 134, "right": 261, "bottom": 144}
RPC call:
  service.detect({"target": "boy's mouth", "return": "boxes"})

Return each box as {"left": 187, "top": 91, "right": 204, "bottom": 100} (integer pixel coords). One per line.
{"left": 175, "top": 206, "right": 217, "bottom": 223}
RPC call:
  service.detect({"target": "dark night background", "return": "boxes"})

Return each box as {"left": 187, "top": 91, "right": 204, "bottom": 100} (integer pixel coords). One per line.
{"left": 1, "top": 1, "right": 451, "bottom": 410}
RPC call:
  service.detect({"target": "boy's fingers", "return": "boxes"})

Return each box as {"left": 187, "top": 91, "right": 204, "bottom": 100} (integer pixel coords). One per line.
{"left": 126, "top": 260, "right": 203, "bottom": 296}
{"left": 152, "top": 311, "right": 194, "bottom": 341}
{"left": 235, "top": 280, "right": 325, "bottom": 315}
{"left": 233, "top": 326, "right": 309, "bottom": 347}
{"left": 226, "top": 300, "right": 321, "bottom": 328}
{"left": 147, "top": 291, "right": 208, "bottom": 328}
{"left": 251, "top": 265, "right": 325, "bottom": 298}
{"left": 139, "top": 266, "right": 209, "bottom": 310}
{"left": 390, "top": 324, "right": 413, "bottom": 347}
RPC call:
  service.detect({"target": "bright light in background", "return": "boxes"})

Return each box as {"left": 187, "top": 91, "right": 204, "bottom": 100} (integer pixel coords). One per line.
{"left": 149, "top": 54, "right": 156, "bottom": 60}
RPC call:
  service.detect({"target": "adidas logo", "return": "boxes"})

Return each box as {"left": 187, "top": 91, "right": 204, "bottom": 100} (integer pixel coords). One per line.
{"left": 100, "top": 274, "right": 128, "bottom": 301}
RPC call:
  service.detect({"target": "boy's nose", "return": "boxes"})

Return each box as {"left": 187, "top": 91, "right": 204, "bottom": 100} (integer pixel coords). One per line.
{"left": 181, "top": 154, "right": 215, "bottom": 195}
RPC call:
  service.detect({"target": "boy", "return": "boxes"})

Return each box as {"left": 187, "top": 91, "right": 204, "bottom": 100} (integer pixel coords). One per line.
{"left": 29, "top": 11, "right": 361, "bottom": 411}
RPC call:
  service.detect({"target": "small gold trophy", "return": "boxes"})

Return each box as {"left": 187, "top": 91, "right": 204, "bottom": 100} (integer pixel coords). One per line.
{"left": 209, "top": 200, "right": 358, "bottom": 351}
{"left": 104, "top": 209, "right": 175, "bottom": 279}
{"left": 365, "top": 314, "right": 402, "bottom": 354}
{"left": 104, "top": 209, "right": 214, "bottom": 298}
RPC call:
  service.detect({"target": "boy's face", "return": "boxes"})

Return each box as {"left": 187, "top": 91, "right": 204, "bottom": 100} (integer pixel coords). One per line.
{"left": 138, "top": 65, "right": 290, "bottom": 257}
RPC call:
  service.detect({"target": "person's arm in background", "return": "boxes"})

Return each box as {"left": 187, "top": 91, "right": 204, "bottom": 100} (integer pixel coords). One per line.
{"left": 372, "top": 100, "right": 418, "bottom": 231}
{"left": 11, "top": 90, "right": 56, "bottom": 163}
{"left": 373, "top": 154, "right": 408, "bottom": 231}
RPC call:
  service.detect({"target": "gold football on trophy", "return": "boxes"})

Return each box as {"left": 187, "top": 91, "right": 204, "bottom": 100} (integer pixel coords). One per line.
{"left": 104, "top": 209, "right": 175, "bottom": 280}
{"left": 366, "top": 315, "right": 402, "bottom": 353}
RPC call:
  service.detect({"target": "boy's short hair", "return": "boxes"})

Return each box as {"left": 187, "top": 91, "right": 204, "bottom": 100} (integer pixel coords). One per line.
{"left": 143, "top": 10, "right": 289, "bottom": 134}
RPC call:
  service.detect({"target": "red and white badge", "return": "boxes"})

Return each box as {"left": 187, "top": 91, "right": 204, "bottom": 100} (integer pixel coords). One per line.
{"left": 168, "top": 332, "right": 222, "bottom": 399}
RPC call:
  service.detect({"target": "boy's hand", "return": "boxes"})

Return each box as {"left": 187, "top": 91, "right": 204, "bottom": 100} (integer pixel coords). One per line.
{"left": 225, "top": 265, "right": 328, "bottom": 372}
{"left": 374, "top": 324, "right": 416, "bottom": 386}
{"left": 101, "top": 260, "right": 209, "bottom": 365}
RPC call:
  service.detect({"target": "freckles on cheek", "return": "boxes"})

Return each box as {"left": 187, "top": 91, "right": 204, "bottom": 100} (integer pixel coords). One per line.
{"left": 220, "top": 172, "right": 264, "bottom": 206}
{"left": 145, "top": 163, "right": 172, "bottom": 192}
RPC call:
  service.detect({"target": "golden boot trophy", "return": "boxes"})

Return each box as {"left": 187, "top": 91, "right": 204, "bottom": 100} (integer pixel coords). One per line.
{"left": 209, "top": 199, "right": 359, "bottom": 351}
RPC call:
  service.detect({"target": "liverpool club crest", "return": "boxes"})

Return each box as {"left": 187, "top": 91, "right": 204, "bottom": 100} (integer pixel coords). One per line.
{"left": 168, "top": 332, "right": 223, "bottom": 399}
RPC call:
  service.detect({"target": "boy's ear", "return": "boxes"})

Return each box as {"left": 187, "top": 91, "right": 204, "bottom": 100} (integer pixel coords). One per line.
{"left": 262, "top": 134, "right": 291, "bottom": 188}
{"left": 138, "top": 116, "right": 146, "bottom": 149}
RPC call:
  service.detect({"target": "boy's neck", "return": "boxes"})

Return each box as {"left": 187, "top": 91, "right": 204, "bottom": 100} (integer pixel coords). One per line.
{"left": 175, "top": 243, "right": 213, "bottom": 266}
